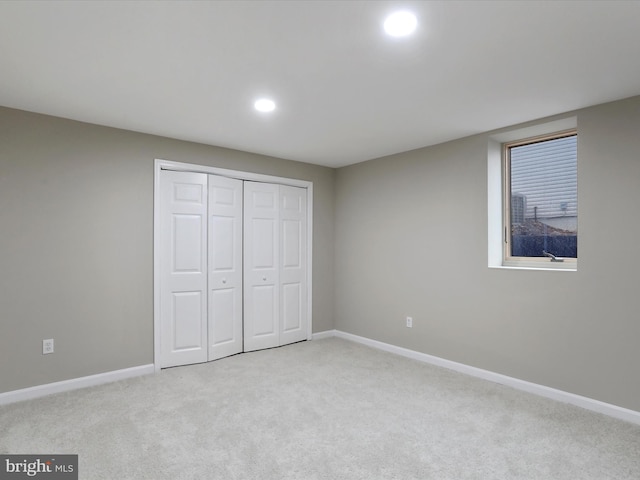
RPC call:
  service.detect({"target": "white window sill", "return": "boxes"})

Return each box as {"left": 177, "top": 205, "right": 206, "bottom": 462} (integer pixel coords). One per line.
{"left": 489, "top": 265, "right": 577, "bottom": 272}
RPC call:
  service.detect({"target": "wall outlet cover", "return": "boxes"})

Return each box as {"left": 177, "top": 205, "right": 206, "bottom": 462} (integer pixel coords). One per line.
{"left": 43, "top": 339, "right": 54, "bottom": 355}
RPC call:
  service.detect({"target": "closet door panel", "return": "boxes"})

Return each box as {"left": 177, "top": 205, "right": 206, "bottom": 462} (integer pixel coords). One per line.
{"left": 244, "top": 182, "right": 280, "bottom": 351}
{"left": 208, "top": 175, "right": 243, "bottom": 361}
{"left": 159, "top": 171, "right": 208, "bottom": 368}
{"left": 279, "top": 186, "right": 308, "bottom": 345}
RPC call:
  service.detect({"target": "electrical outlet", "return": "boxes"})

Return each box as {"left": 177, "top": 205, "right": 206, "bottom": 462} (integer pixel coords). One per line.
{"left": 406, "top": 316, "right": 413, "bottom": 328}
{"left": 43, "top": 339, "right": 54, "bottom": 355}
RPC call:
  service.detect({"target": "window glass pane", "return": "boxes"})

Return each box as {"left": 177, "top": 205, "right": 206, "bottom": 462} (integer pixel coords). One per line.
{"left": 509, "top": 134, "right": 577, "bottom": 258}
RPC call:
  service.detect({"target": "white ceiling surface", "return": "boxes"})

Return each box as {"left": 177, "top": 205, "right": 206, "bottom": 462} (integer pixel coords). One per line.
{"left": 1, "top": 1, "right": 640, "bottom": 168}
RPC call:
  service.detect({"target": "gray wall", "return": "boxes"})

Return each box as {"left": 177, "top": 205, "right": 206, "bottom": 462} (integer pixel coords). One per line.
{"left": 0, "top": 107, "right": 335, "bottom": 393}
{"left": 334, "top": 95, "right": 640, "bottom": 412}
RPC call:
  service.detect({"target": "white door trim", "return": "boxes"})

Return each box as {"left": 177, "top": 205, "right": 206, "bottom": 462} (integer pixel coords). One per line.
{"left": 153, "top": 159, "right": 314, "bottom": 372}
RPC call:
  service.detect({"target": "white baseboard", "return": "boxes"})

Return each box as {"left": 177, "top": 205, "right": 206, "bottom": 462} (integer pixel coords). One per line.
{"left": 0, "top": 364, "right": 155, "bottom": 406}
{"left": 4, "top": 333, "right": 639, "bottom": 426}
{"left": 312, "top": 329, "right": 337, "bottom": 341}
{"left": 325, "top": 330, "right": 640, "bottom": 426}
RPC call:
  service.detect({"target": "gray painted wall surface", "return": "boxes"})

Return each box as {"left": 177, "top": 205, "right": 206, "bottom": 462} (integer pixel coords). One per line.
{"left": 334, "top": 96, "right": 640, "bottom": 412}
{"left": 0, "top": 107, "right": 335, "bottom": 393}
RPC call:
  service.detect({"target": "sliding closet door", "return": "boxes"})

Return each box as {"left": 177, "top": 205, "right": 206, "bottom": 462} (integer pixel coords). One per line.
{"left": 159, "top": 171, "right": 208, "bottom": 368}
{"left": 244, "top": 182, "right": 280, "bottom": 352}
{"left": 208, "top": 175, "right": 243, "bottom": 361}
{"left": 279, "top": 186, "right": 308, "bottom": 345}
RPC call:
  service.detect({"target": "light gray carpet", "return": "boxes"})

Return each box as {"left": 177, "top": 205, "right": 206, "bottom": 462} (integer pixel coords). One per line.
{"left": 1, "top": 337, "right": 639, "bottom": 479}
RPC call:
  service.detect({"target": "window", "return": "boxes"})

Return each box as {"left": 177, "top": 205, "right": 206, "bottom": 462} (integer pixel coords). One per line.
{"left": 503, "top": 130, "right": 577, "bottom": 268}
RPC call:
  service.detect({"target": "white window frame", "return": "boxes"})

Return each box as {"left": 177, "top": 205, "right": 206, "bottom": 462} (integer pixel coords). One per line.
{"left": 488, "top": 117, "right": 577, "bottom": 271}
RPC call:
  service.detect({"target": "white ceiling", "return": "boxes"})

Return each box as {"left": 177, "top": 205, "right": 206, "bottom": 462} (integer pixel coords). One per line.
{"left": 1, "top": 1, "right": 639, "bottom": 168}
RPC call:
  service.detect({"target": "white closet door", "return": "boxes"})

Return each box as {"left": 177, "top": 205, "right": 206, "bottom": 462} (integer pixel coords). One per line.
{"left": 208, "top": 175, "right": 243, "bottom": 361}
{"left": 244, "top": 182, "right": 280, "bottom": 352}
{"left": 159, "top": 171, "right": 208, "bottom": 368}
{"left": 279, "top": 185, "right": 308, "bottom": 345}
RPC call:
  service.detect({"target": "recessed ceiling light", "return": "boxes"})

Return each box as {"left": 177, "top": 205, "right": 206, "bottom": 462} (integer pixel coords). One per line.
{"left": 383, "top": 10, "right": 417, "bottom": 37}
{"left": 254, "top": 98, "right": 276, "bottom": 113}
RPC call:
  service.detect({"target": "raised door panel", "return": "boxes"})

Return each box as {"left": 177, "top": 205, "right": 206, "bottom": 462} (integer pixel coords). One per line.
{"left": 208, "top": 175, "right": 243, "bottom": 361}
{"left": 282, "top": 283, "right": 301, "bottom": 333}
{"left": 159, "top": 171, "right": 208, "bottom": 368}
{"left": 251, "top": 285, "right": 277, "bottom": 335}
{"left": 172, "top": 292, "right": 205, "bottom": 349}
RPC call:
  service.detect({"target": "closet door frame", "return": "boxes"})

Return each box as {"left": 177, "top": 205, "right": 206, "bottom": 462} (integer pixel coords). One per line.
{"left": 153, "top": 159, "right": 313, "bottom": 372}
